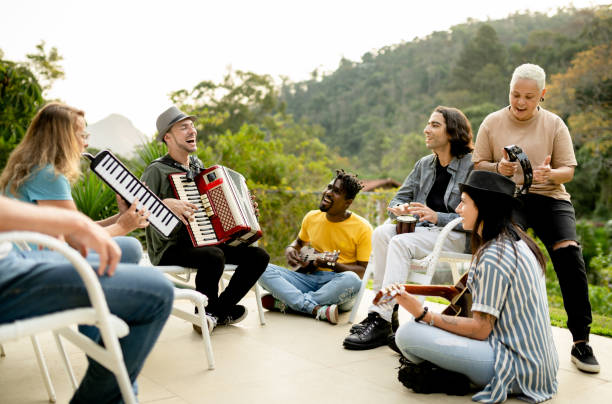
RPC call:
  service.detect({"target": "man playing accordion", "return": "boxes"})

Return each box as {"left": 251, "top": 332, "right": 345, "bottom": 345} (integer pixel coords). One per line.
{"left": 141, "top": 106, "right": 269, "bottom": 333}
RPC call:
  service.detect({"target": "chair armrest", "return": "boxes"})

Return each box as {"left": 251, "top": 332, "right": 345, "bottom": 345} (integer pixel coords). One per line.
{"left": 0, "top": 232, "right": 115, "bottom": 327}
{"left": 411, "top": 217, "right": 467, "bottom": 274}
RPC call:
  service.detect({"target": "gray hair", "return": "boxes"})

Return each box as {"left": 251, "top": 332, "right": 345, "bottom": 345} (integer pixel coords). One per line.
{"left": 510, "top": 63, "right": 546, "bottom": 91}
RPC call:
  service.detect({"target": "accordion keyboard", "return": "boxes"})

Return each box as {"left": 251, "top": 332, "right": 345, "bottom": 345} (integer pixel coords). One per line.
{"left": 171, "top": 176, "right": 218, "bottom": 245}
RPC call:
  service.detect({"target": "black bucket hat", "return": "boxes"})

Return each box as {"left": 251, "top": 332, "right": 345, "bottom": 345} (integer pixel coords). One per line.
{"left": 459, "top": 171, "right": 521, "bottom": 207}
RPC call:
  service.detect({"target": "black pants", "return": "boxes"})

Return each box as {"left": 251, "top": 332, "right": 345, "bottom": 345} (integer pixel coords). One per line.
{"left": 159, "top": 240, "right": 269, "bottom": 319}
{"left": 514, "top": 193, "right": 592, "bottom": 341}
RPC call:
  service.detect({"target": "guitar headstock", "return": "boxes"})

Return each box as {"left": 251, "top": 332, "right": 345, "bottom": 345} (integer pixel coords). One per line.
{"left": 320, "top": 249, "right": 339, "bottom": 267}
{"left": 299, "top": 246, "right": 316, "bottom": 261}
{"left": 372, "top": 283, "right": 403, "bottom": 308}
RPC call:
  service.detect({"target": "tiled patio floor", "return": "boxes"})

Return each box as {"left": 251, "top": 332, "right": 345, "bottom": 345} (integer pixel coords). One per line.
{"left": 1, "top": 287, "right": 611, "bottom": 403}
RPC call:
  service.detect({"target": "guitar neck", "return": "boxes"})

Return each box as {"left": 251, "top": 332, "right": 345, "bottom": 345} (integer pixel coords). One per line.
{"left": 401, "top": 284, "right": 460, "bottom": 302}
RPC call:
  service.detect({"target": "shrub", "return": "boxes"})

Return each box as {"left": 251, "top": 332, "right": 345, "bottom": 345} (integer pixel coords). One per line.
{"left": 72, "top": 170, "right": 117, "bottom": 221}
{"left": 254, "top": 187, "right": 395, "bottom": 265}
{"left": 576, "top": 219, "right": 611, "bottom": 285}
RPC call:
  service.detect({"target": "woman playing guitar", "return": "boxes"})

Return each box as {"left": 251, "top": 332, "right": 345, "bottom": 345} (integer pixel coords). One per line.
{"left": 390, "top": 170, "right": 558, "bottom": 402}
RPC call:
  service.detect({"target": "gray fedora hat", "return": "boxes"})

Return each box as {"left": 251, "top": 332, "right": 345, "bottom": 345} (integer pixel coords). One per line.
{"left": 459, "top": 171, "right": 521, "bottom": 207}
{"left": 156, "top": 106, "right": 196, "bottom": 142}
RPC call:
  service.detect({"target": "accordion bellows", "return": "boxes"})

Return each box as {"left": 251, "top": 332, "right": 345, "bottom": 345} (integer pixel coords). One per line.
{"left": 169, "top": 165, "right": 262, "bottom": 247}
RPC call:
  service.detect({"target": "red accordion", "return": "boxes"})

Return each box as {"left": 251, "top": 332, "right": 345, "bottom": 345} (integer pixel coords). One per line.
{"left": 169, "top": 165, "right": 262, "bottom": 247}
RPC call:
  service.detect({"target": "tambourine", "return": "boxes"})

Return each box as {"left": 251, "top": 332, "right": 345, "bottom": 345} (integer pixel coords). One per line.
{"left": 504, "top": 144, "right": 532, "bottom": 195}
{"left": 395, "top": 215, "right": 417, "bottom": 234}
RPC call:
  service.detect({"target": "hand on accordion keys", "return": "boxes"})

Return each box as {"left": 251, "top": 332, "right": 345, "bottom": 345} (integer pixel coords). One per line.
{"left": 162, "top": 198, "right": 199, "bottom": 225}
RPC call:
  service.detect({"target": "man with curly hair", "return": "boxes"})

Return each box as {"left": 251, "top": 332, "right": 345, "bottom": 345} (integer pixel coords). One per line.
{"left": 258, "top": 169, "right": 372, "bottom": 324}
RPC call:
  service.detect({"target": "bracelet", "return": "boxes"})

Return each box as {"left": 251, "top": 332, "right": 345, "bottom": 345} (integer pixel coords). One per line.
{"left": 415, "top": 306, "right": 428, "bottom": 323}
{"left": 495, "top": 162, "right": 499, "bottom": 173}
{"left": 428, "top": 313, "right": 435, "bottom": 326}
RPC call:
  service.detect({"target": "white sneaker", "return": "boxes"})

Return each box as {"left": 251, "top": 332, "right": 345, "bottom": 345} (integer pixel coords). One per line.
{"left": 315, "top": 304, "right": 339, "bottom": 324}
{"left": 192, "top": 314, "right": 217, "bottom": 335}
{"left": 206, "top": 314, "right": 217, "bottom": 333}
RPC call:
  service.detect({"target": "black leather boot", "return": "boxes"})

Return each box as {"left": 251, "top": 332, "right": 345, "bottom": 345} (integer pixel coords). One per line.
{"left": 350, "top": 305, "right": 399, "bottom": 333}
{"left": 343, "top": 312, "right": 392, "bottom": 350}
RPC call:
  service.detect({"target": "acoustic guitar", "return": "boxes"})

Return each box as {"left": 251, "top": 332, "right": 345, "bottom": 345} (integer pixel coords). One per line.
{"left": 372, "top": 272, "right": 472, "bottom": 317}
{"left": 291, "top": 246, "right": 340, "bottom": 273}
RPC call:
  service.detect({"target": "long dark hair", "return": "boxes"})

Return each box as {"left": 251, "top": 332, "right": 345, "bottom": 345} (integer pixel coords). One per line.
{"left": 434, "top": 106, "right": 473, "bottom": 158}
{"left": 466, "top": 188, "right": 546, "bottom": 273}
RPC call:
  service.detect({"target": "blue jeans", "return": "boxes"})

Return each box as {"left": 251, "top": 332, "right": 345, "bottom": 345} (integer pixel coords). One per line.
{"left": 17, "top": 236, "right": 144, "bottom": 352}
{"left": 0, "top": 250, "right": 174, "bottom": 404}
{"left": 396, "top": 321, "right": 521, "bottom": 393}
{"left": 20, "top": 236, "right": 143, "bottom": 265}
{"left": 395, "top": 320, "right": 495, "bottom": 386}
{"left": 258, "top": 264, "right": 361, "bottom": 314}
{"left": 109, "top": 236, "right": 143, "bottom": 264}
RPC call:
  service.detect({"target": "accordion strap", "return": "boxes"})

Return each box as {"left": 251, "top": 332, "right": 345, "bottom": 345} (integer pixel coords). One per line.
{"left": 153, "top": 155, "right": 204, "bottom": 180}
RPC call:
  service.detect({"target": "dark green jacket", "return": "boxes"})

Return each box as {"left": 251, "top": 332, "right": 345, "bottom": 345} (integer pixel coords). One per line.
{"left": 140, "top": 154, "right": 204, "bottom": 264}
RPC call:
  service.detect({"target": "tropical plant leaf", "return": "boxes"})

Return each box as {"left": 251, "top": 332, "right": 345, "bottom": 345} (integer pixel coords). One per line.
{"left": 72, "top": 171, "right": 117, "bottom": 221}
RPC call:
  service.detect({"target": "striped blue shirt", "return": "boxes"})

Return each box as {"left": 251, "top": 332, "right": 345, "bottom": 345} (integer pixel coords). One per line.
{"left": 468, "top": 239, "right": 558, "bottom": 403}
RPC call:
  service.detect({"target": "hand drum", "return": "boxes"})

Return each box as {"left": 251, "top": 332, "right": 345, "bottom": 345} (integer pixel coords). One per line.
{"left": 396, "top": 215, "right": 417, "bottom": 234}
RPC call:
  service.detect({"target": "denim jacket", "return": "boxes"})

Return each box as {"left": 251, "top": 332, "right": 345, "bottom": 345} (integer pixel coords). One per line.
{"left": 388, "top": 153, "right": 473, "bottom": 229}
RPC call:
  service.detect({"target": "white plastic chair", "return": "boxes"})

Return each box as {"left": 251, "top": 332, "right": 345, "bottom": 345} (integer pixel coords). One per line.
{"left": 158, "top": 264, "right": 266, "bottom": 327}
{"left": 349, "top": 217, "right": 472, "bottom": 323}
{"left": 143, "top": 263, "right": 216, "bottom": 370}
{"left": 0, "top": 231, "right": 136, "bottom": 404}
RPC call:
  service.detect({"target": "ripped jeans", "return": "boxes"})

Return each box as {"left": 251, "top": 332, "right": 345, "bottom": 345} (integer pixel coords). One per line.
{"left": 259, "top": 264, "right": 361, "bottom": 314}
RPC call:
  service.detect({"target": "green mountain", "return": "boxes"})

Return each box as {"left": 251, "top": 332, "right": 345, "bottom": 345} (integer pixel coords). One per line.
{"left": 280, "top": 5, "right": 610, "bottom": 181}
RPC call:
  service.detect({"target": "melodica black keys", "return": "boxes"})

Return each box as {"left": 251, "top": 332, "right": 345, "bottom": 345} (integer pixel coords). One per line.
{"left": 83, "top": 150, "right": 180, "bottom": 237}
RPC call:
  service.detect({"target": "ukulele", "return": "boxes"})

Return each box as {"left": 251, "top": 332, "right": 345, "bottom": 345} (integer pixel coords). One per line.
{"left": 372, "top": 272, "right": 472, "bottom": 317}
{"left": 291, "top": 246, "right": 340, "bottom": 273}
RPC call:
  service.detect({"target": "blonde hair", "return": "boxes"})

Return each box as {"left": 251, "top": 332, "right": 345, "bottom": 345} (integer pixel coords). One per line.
{"left": 510, "top": 63, "right": 546, "bottom": 92}
{"left": 0, "top": 102, "right": 84, "bottom": 197}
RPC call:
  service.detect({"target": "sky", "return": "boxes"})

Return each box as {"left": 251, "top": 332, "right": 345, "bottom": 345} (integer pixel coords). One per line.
{"left": 1, "top": 0, "right": 608, "bottom": 135}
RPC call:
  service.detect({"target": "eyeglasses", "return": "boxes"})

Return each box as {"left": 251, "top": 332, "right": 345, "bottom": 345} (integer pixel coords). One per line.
{"left": 78, "top": 131, "right": 91, "bottom": 141}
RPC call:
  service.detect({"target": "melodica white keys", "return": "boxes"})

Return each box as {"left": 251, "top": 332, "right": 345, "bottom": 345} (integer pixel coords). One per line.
{"left": 83, "top": 151, "right": 180, "bottom": 237}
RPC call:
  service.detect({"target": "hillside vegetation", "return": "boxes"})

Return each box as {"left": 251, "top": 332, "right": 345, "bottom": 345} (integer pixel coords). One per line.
{"left": 280, "top": 5, "right": 611, "bottom": 218}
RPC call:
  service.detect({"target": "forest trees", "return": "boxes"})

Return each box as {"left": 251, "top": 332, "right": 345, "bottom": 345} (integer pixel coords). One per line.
{"left": 547, "top": 43, "right": 612, "bottom": 218}
{"left": 0, "top": 59, "right": 44, "bottom": 170}
{"left": 280, "top": 5, "right": 610, "bottom": 192}
{"left": 0, "top": 42, "right": 64, "bottom": 169}
{"left": 153, "top": 69, "right": 346, "bottom": 189}
{"left": 451, "top": 24, "right": 507, "bottom": 106}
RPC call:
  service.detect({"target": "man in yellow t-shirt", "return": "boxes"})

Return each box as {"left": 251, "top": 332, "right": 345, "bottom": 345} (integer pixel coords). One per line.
{"left": 258, "top": 170, "right": 372, "bottom": 324}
